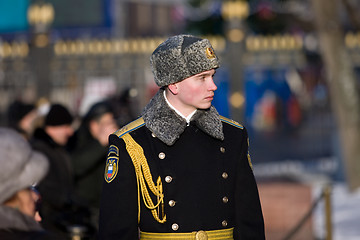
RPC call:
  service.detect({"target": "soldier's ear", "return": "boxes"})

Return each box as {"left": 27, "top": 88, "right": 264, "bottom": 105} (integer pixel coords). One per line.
{"left": 167, "top": 83, "right": 179, "bottom": 95}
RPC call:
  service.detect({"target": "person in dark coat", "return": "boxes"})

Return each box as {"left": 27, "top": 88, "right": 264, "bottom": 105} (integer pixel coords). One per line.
{"left": 30, "top": 103, "right": 77, "bottom": 238}
{"left": 0, "top": 127, "right": 64, "bottom": 240}
{"left": 99, "top": 35, "right": 265, "bottom": 240}
{"left": 67, "top": 100, "right": 118, "bottom": 231}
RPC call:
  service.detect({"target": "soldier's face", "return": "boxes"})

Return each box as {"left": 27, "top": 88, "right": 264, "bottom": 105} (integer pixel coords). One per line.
{"left": 170, "top": 69, "right": 217, "bottom": 116}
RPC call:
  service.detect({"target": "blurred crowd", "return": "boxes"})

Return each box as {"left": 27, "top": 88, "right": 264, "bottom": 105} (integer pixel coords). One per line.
{"left": 0, "top": 94, "right": 135, "bottom": 240}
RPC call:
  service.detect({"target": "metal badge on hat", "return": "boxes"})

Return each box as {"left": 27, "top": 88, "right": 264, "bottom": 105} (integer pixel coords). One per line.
{"left": 205, "top": 47, "right": 216, "bottom": 59}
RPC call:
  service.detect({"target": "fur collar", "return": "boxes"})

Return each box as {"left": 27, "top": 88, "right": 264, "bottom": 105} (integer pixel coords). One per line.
{"left": 0, "top": 206, "right": 43, "bottom": 231}
{"left": 142, "top": 89, "right": 224, "bottom": 146}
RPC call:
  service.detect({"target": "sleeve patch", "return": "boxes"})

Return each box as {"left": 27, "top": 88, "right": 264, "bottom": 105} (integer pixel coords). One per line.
{"left": 104, "top": 145, "right": 119, "bottom": 183}
{"left": 108, "top": 145, "right": 119, "bottom": 156}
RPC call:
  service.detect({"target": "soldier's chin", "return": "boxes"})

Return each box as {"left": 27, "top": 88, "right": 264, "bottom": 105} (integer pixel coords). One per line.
{"left": 198, "top": 104, "right": 212, "bottom": 110}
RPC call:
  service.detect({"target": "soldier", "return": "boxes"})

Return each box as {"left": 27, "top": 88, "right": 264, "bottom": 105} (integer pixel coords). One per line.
{"left": 99, "top": 34, "right": 265, "bottom": 240}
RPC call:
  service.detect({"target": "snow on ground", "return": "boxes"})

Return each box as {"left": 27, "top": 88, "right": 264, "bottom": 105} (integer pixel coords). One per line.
{"left": 313, "top": 183, "right": 360, "bottom": 240}
{"left": 254, "top": 159, "right": 360, "bottom": 240}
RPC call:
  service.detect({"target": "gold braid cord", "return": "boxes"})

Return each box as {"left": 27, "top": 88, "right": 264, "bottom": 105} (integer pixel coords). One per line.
{"left": 121, "top": 133, "right": 166, "bottom": 224}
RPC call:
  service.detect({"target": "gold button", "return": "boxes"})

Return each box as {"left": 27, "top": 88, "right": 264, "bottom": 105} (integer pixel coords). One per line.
{"left": 195, "top": 230, "right": 208, "bottom": 240}
{"left": 168, "top": 200, "right": 176, "bottom": 207}
{"left": 222, "top": 220, "right": 228, "bottom": 227}
{"left": 222, "top": 196, "right": 229, "bottom": 203}
{"left": 220, "top": 147, "right": 225, "bottom": 153}
{"left": 158, "top": 152, "right": 165, "bottom": 159}
{"left": 165, "top": 175, "right": 173, "bottom": 183}
{"left": 172, "top": 223, "right": 179, "bottom": 231}
{"left": 222, "top": 172, "right": 228, "bottom": 179}
{"left": 151, "top": 133, "right": 156, "bottom": 138}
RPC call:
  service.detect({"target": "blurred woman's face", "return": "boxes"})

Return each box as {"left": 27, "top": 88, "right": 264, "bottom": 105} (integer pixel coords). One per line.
{"left": 15, "top": 188, "right": 41, "bottom": 221}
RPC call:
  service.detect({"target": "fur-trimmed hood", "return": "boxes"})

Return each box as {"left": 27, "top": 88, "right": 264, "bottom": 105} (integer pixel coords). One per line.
{"left": 142, "top": 89, "right": 224, "bottom": 146}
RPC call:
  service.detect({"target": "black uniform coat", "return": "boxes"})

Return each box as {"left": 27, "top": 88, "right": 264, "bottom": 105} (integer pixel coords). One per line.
{"left": 99, "top": 90, "right": 265, "bottom": 239}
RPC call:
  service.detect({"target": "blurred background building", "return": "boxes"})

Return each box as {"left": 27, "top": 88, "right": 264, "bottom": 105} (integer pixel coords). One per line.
{"left": 1, "top": 0, "right": 360, "bottom": 239}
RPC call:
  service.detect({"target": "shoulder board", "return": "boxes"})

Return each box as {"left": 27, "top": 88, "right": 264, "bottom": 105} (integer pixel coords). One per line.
{"left": 220, "top": 116, "right": 243, "bottom": 129}
{"left": 114, "top": 117, "right": 145, "bottom": 138}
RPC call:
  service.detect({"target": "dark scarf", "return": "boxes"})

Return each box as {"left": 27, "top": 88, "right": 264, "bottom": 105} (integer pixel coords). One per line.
{"left": 32, "top": 128, "right": 60, "bottom": 148}
{"left": 142, "top": 89, "right": 224, "bottom": 146}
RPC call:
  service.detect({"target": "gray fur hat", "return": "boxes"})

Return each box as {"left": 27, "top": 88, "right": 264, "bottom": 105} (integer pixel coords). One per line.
{"left": 150, "top": 34, "right": 220, "bottom": 87}
{"left": 0, "top": 127, "right": 49, "bottom": 204}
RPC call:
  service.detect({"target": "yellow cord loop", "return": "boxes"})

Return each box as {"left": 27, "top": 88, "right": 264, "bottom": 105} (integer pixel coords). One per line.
{"left": 121, "top": 133, "right": 166, "bottom": 224}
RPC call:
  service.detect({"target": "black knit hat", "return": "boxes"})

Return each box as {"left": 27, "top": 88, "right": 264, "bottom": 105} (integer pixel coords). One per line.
{"left": 7, "top": 100, "right": 35, "bottom": 128}
{"left": 45, "top": 104, "right": 73, "bottom": 126}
